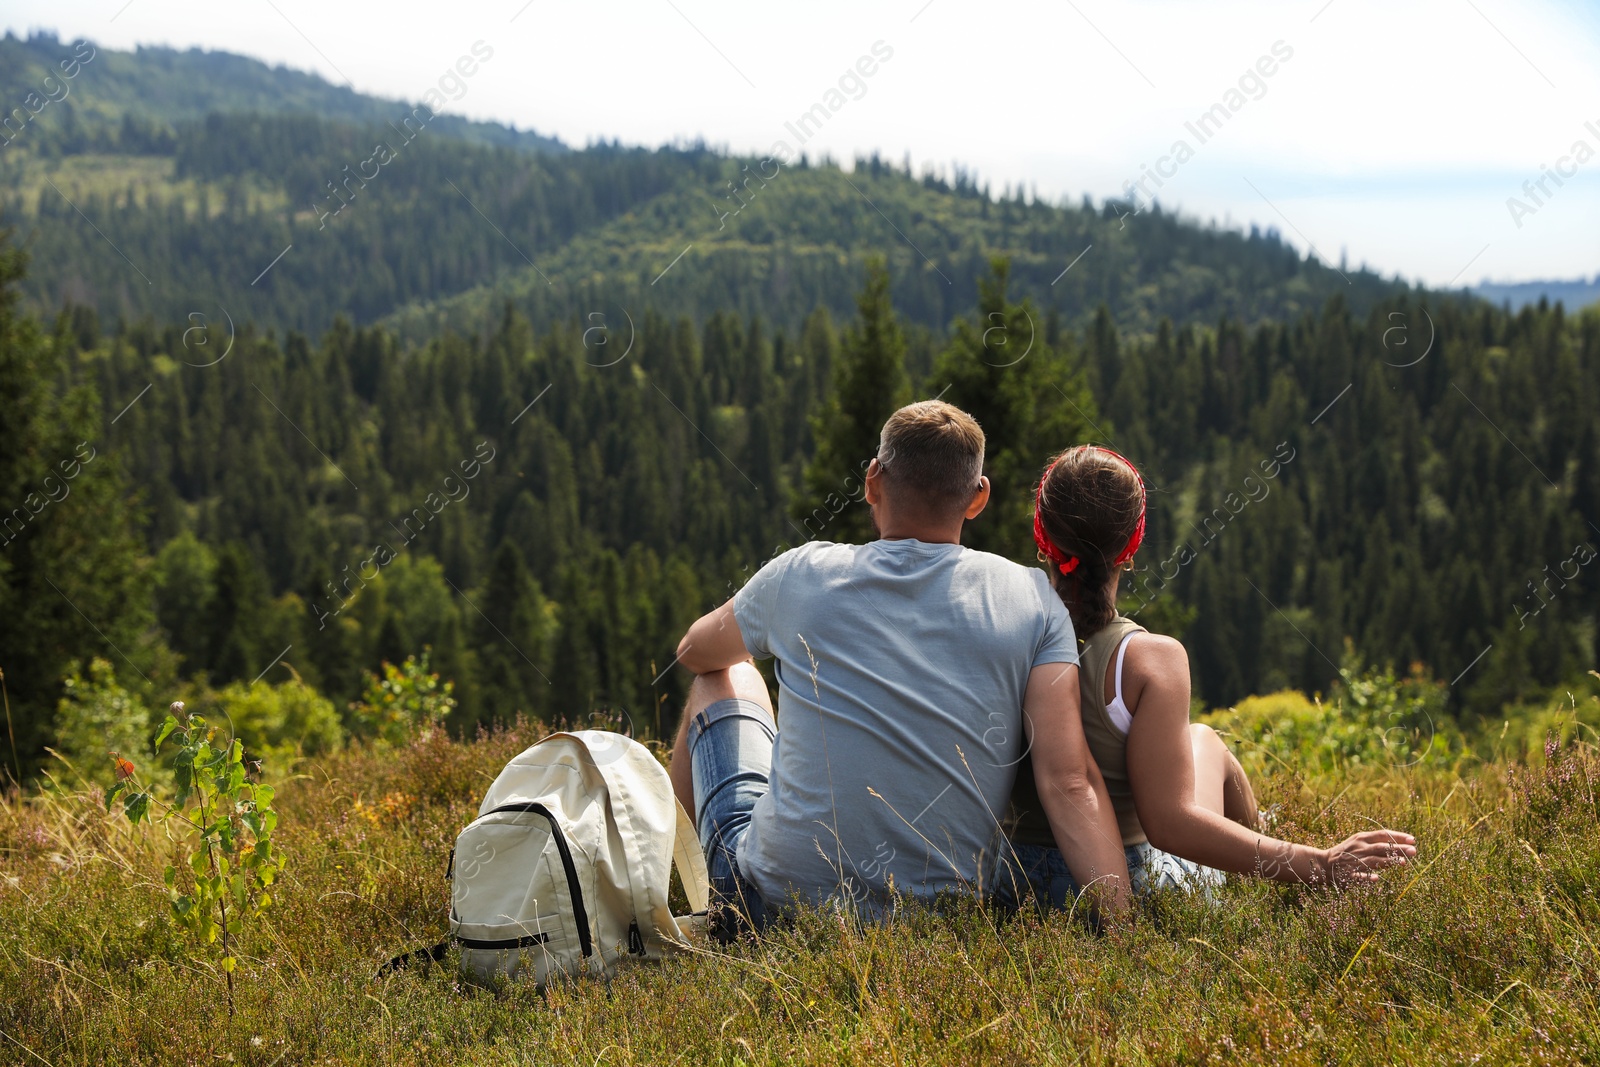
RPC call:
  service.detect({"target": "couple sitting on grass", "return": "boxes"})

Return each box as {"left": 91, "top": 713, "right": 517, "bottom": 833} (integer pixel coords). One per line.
{"left": 668, "top": 400, "right": 1416, "bottom": 933}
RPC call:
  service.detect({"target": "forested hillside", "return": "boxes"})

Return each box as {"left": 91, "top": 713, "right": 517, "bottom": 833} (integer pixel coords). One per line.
{"left": 1, "top": 33, "right": 1595, "bottom": 784}
{"left": 0, "top": 31, "right": 564, "bottom": 157}
{"left": 3, "top": 35, "right": 1410, "bottom": 342}
{"left": 3, "top": 231, "right": 1596, "bottom": 776}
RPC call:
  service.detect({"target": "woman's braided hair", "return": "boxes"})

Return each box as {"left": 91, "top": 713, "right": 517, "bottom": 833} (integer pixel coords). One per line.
{"left": 1032, "top": 446, "right": 1147, "bottom": 637}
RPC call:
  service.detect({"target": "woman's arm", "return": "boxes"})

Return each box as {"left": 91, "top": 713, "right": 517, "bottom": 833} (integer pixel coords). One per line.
{"left": 1122, "top": 634, "right": 1416, "bottom": 885}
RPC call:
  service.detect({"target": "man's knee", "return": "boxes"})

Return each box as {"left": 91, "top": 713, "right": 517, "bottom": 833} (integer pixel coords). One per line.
{"left": 689, "top": 660, "right": 770, "bottom": 711}
{"left": 725, "top": 660, "right": 768, "bottom": 702}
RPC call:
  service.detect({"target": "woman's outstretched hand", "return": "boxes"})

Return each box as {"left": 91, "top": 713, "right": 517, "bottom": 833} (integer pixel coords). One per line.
{"left": 1319, "top": 829, "right": 1418, "bottom": 886}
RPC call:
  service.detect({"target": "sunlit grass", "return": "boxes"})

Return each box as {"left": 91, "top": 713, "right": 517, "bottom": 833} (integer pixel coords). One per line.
{"left": 1, "top": 719, "right": 1597, "bottom": 1065}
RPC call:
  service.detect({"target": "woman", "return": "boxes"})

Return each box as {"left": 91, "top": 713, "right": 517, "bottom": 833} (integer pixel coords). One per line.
{"left": 1003, "top": 445, "right": 1416, "bottom": 909}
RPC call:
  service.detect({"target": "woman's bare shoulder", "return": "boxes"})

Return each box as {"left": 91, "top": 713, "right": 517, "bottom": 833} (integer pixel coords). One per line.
{"left": 1122, "top": 631, "right": 1189, "bottom": 682}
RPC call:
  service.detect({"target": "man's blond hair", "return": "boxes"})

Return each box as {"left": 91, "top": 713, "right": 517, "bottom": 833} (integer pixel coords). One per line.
{"left": 876, "top": 401, "right": 986, "bottom": 516}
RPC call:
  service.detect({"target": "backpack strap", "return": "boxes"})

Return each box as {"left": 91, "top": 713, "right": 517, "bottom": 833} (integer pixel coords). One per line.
{"left": 572, "top": 732, "right": 709, "bottom": 945}
{"left": 672, "top": 794, "right": 710, "bottom": 915}
{"left": 377, "top": 939, "right": 449, "bottom": 977}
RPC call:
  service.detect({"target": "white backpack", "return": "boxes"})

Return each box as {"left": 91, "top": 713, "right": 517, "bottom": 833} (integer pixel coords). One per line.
{"left": 386, "top": 730, "right": 710, "bottom": 987}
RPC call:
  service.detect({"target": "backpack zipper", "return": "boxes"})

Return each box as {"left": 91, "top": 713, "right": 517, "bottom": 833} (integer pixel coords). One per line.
{"left": 481, "top": 802, "right": 593, "bottom": 958}
{"left": 455, "top": 931, "right": 551, "bottom": 950}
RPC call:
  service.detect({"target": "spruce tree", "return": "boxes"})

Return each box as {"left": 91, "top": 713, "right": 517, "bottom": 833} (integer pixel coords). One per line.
{"left": 932, "top": 258, "right": 1101, "bottom": 559}
{"left": 792, "top": 259, "right": 910, "bottom": 545}
{"left": 474, "top": 541, "right": 552, "bottom": 727}
{"left": 206, "top": 543, "right": 269, "bottom": 683}
{"left": 0, "top": 240, "right": 154, "bottom": 776}
{"left": 154, "top": 531, "right": 217, "bottom": 672}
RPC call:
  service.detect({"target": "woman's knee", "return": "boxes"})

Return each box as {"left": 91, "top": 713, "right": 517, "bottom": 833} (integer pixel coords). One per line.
{"left": 1190, "top": 723, "right": 1247, "bottom": 781}
{"left": 1191, "top": 723, "right": 1259, "bottom": 827}
{"left": 1188, "top": 722, "right": 1226, "bottom": 757}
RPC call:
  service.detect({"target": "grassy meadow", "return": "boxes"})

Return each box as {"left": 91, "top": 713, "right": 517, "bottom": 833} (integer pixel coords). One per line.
{"left": 2, "top": 685, "right": 1599, "bottom": 1067}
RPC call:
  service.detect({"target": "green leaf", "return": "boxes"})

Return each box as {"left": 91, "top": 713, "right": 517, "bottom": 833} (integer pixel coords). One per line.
{"left": 154, "top": 716, "right": 179, "bottom": 749}
{"left": 104, "top": 781, "right": 124, "bottom": 811}
{"left": 221, "top": 956, "right": 236, "bottom": 973}
{"left": 163, "top": 865, "right": 176, "bottom": 887}
{"left": 125, "top": 792, "right": 150, "bottom": 825}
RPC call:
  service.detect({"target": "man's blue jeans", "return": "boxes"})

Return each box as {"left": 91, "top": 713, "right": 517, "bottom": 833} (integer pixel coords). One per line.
{"left": 686, "top": 695, "right": 778, "bottom": 940}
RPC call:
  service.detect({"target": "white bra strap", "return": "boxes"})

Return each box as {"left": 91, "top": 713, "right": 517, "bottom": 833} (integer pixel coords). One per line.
{"left": 1112, "top": 632, "right": 1135, "bottom": 711}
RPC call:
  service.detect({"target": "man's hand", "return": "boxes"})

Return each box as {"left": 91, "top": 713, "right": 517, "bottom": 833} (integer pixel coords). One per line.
{"left": 677, "top": 601, "right": 751, "bottom": 675}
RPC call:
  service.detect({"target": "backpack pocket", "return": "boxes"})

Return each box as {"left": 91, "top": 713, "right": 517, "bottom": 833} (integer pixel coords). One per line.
{"left": 451, "top": 803, "right": 593, "bottom": 986}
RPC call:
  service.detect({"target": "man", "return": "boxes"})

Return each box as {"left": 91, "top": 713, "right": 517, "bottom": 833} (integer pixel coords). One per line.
{"left": 668, "top": 401, "right": 1129, "bottom": 933}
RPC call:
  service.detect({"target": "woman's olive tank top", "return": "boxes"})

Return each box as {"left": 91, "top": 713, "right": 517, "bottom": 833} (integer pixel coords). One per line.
{"left": 1009, "top": 615, "right": 1148, "bottom": 847}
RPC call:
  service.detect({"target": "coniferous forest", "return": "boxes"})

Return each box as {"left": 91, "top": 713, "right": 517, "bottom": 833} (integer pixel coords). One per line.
{"left": 0, "top": 30, "right": 1597, "bottom": 780}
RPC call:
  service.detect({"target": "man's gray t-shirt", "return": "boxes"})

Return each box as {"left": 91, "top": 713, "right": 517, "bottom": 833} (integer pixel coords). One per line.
{"left": 730, "top": 538, "right": 1078, "bottom": 909}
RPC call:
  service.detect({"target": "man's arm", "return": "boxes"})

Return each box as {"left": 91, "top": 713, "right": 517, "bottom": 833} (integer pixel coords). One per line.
{"left": 1022, "top": 662, "right": 1132, "bottom": 919}
{"left": 677, "top": 601, "right": 751, "bottom": 675}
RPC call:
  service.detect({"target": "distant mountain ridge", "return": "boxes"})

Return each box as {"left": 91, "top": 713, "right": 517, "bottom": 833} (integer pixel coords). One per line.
{"left": 1473, "top": 276, "right": 1600, "bottom": 312}
{"left": 0, "top": 30, "right": 566, "bottom": 155}
{"left": 2, "top": 31, "right": 1453, "bottom": 342}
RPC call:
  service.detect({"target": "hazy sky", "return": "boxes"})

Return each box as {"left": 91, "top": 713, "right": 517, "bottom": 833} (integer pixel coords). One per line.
{"left": 8, "top": 0, "right": 1598, "bottom": 287}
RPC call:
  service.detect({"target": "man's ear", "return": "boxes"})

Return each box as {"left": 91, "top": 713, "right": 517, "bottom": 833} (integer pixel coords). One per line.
{"left": 864, "top": 457, "right": 883, "bottom": 506}
{"left": 964, "top": 475, "right": 990, "bottom": 520}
